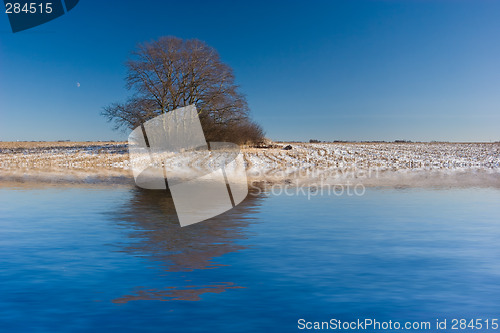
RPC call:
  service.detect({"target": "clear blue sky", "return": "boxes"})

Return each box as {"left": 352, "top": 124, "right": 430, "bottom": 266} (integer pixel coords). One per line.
{"left": 1, "top": 0, "right": 499, "bottom": 142}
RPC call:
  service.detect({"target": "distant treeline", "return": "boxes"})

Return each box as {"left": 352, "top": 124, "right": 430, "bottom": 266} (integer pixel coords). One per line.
{"left": 270, "top": 139, "right": 500, "bottom": 144}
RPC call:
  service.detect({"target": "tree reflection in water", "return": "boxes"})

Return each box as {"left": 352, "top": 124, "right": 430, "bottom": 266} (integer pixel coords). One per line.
{"left": 108, "top": 186, "right": 264, "bottom": 303}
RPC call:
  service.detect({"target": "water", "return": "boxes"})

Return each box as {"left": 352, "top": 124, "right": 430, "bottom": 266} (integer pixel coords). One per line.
{"left": 1, "top": 184, "right": 499, "bottom": 332}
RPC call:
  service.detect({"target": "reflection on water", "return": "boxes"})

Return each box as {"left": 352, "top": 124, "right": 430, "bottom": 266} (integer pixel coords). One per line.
{"left": 108, "top": 187, "right": 263, "bottom": 303}
{"left": 112, "top": 282, "right": 244, "bottom": 303}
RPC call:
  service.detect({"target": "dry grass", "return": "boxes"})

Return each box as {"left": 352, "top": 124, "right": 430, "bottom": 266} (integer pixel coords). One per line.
{"left": 0, "top": 141, "right": 125, "bottom": 149}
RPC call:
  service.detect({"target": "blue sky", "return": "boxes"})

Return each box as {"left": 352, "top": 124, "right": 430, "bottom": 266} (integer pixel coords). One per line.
{"left": 0, "top": 0, "right": 499, "bottom": 142}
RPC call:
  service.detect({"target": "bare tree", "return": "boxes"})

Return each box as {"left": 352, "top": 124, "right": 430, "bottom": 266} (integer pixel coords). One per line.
{"left": 102, "top": 36, "right": 263, "bottom": 144}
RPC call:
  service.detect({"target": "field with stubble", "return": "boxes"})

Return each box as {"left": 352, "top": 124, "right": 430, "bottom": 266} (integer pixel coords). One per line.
{"left": 0, "top": 141, "right": 499, "bottom": 187}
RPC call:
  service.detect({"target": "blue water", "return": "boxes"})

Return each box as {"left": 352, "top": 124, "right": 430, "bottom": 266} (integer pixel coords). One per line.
{"left": 1, "top": 185, "right": 499, "bottom": 332}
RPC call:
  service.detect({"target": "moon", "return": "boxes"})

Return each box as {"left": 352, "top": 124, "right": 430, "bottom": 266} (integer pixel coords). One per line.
{"left": 76, "top": 82, "right": 81, "bottom": 88}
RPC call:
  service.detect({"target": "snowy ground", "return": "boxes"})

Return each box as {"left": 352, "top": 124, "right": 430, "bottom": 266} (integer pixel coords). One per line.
{"left": 0, "top": 142, "right": 499, "bottom": 187}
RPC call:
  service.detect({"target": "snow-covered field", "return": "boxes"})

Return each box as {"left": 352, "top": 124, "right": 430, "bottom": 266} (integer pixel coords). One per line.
{"left": 1, "top": 142, "right": 499, "bottom": 187}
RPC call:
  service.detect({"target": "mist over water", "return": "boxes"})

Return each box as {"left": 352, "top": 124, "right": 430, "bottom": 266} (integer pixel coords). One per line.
{"left": 1, "top": 184, "right": 499, "bottom": 332}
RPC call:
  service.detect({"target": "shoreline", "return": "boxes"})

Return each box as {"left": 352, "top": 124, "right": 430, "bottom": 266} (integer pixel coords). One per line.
{"left": 1, "top": 142, "right": 499, "bottom": 189}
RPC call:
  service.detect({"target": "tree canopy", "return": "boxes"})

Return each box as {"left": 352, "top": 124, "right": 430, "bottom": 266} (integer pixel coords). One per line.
{"left": 102, "top": 36, "right": 264, "bottom": 144}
